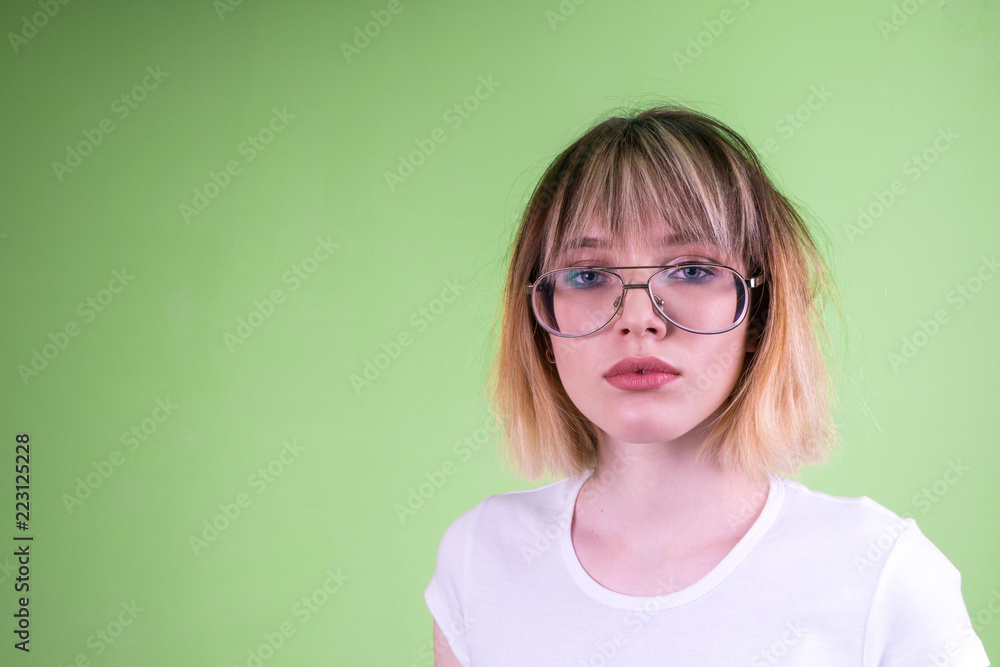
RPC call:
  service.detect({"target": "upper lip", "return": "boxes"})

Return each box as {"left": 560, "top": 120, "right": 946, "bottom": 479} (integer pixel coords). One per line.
{"left": 605, "top": 356, "right": 680, "bottom": 377}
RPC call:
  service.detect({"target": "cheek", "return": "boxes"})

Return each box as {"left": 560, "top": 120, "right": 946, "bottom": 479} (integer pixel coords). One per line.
{"left": 683, "top": 334, "right": 748, "bottom": 400}
{"left": 551, "top": 340, "right": 601, "bottom": 402}
{"left": 550, "top": 335, "right": 592, "bottom": 369}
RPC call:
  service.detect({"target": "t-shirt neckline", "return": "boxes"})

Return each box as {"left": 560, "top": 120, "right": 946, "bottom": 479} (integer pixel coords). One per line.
{"left": 559, "top": 467, "right": 786, "bottom": 610}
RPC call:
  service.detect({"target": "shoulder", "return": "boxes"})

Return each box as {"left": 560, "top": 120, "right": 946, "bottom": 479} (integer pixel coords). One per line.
{"left": 449, "top": 474, "right": 580, "bottom": 528}
{"left": 482, "top": 474, "right": 580, "bottom": 516}
{"left": 435, "top": 474, "right": 582, "bottom": 553}
{"left": 772, "top": 476, "right": 914, "bottom": 545}
{"left": 776, "top": 476, "right": 904, "bottom": 521}
{"left": 770, "top": 477, "right": 970, "bottom": 599}
{"left": 772, "top": 479, "right": 989, "bottom": 664}
{"left": 760, "top": 476, "right": 945, "bottom": 582}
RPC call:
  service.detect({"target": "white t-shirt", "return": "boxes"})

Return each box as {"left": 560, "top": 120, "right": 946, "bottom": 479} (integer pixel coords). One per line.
{"left": 424, "top": 468, "right": 991, "bottom": 666}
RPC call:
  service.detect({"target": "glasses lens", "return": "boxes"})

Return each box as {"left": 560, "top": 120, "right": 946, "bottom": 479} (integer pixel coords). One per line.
{"left": 650, "top": 265, "right": 747, "bottom": 333}
{"left": 532, "top": 269, "right": 620, "bottom": 336}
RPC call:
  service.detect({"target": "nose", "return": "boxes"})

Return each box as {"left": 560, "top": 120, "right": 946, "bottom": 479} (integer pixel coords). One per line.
{"left": 612, "top": 283, "right": 670, "bottom": 337}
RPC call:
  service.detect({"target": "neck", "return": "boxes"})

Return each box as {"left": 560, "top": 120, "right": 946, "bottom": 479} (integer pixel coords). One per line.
{"left": 578, "top": 428, "right": 770, "bottom": 545}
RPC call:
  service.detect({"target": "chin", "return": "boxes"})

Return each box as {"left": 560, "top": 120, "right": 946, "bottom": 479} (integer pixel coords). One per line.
{"left": 595, "top": 415, "right": 700, "bottom": 446}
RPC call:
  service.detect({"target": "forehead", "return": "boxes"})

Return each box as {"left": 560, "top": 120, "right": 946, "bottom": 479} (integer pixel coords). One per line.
{"left": 552, "top": 223, "right": 735, "bottom": 262}
{"left": 560, "top": 229, "right": 700, "bottom": 252}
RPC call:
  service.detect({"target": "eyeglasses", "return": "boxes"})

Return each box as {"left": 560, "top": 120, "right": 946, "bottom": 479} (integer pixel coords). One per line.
{"left": 523, "top": 263, "right": 765, "bottom": 337}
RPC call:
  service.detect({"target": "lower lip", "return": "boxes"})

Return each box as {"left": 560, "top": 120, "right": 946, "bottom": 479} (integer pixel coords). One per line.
{"left": 605, "top": 372, "right": 678, "bottom": 391}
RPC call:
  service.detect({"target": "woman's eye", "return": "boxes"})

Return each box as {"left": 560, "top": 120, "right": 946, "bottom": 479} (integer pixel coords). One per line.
{"left": 570, "top": 271, "right": 599, "bottom": 285}
{"left": 681, "top": 266, "right": 707, "bottom": 279}
{"left": 668, "top": 265, "right": 716, "bottom": 281}
{"left": 563, "top": 270, "right": 607, "bottom": 288}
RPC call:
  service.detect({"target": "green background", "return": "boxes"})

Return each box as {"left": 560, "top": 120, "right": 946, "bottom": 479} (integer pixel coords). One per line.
{"left": 1, "top": 0, "right": 997, "bottom": 663}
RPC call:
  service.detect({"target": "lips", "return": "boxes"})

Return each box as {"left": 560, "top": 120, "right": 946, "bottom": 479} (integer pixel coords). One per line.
{"left": 604, "top": 356, "right": 679, "bottom": 392}
{"left": 605, "top": 356, "right": 680, "bottom": 377}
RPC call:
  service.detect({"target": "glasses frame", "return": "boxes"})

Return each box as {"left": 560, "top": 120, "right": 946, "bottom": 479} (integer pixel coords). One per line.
{"left": 523, "top": 263, "right": 766, "bottom": 337}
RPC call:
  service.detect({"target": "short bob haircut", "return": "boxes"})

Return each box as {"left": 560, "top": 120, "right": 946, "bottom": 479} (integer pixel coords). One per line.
{"left": 488, "top": 104, "right": 837, "bottom": 486}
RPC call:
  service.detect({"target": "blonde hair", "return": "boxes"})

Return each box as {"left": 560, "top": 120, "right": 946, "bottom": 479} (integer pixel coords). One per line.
{"left": 487, "top": 104, "right": 838, "bottom": 485}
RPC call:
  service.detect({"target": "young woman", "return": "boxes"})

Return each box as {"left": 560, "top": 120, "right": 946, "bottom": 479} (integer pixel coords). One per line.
{"left": 424, "top": 105, "right": 990, "bottom": 666}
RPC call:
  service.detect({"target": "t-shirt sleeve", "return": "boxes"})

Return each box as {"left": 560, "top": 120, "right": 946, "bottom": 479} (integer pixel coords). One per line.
{"left": 863, "top": 521, "right": 990, "bottom": 666}
{"left": 424, "top": 502, "right": 483, "bottom": 667}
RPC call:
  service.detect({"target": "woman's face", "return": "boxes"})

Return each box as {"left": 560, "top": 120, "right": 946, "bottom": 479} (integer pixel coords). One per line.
{"left": 547, "top": 226, "right": 755, "bottom": 448}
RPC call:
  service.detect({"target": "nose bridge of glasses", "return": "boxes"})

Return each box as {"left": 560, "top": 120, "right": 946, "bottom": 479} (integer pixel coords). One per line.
{"left": 612, "top": 265, "right": 660, "bottom": 295}
{"left": 614, "top": 281, "right": 665, "bottom": 317}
